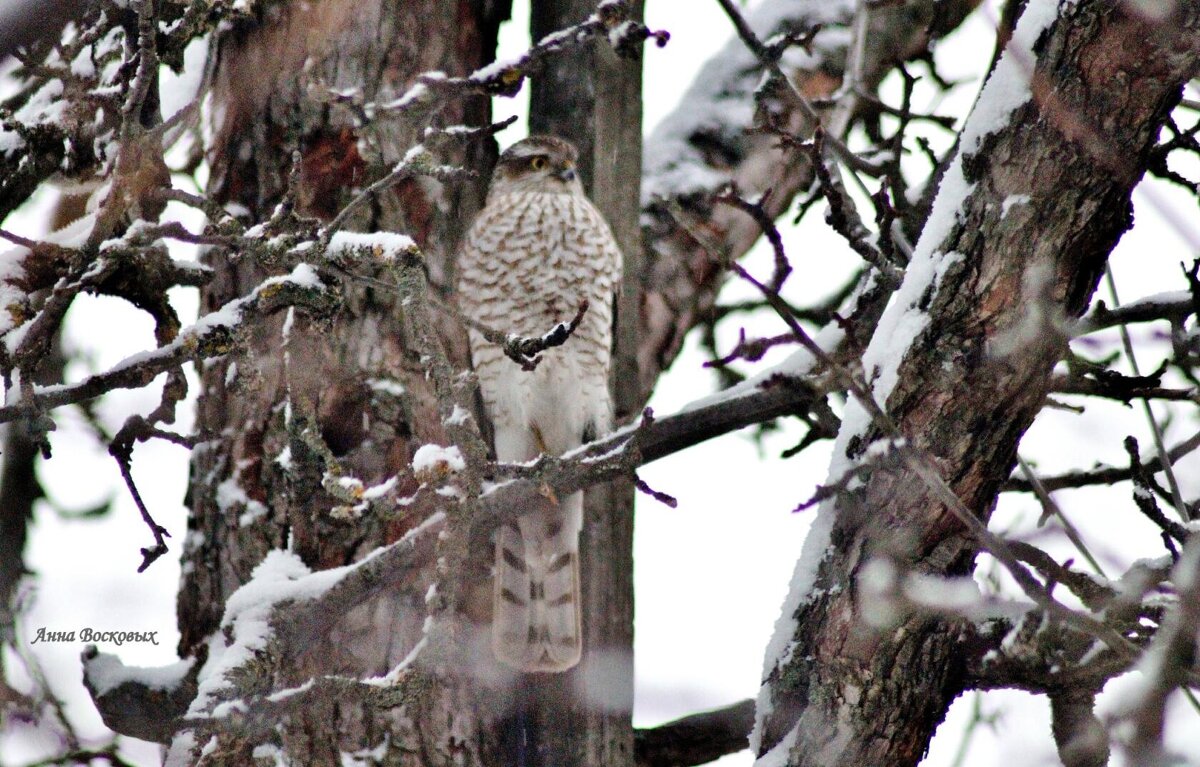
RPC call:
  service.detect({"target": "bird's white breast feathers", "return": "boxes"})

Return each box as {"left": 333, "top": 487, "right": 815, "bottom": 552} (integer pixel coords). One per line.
{"left": 457, "top": 190, "right": 622, "bottom": 461}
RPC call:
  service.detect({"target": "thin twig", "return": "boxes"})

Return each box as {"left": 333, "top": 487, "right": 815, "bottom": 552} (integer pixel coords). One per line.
{"left": 109, "top": 423, "right": 171, "bottom": 573}
{"left": 1004, "top": 427, "right": 1200, "bottom": 494}
{"left": 1104, "top": 265, "right": 1191, "bottom": 521}
{"left": 1017, "top": 456, "right": 1105, "bottom": 578}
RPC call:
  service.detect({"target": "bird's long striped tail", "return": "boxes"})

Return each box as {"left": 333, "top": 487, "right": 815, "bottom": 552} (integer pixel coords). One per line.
{"left": 493, "top": 491, "right": 583, "bottom": 672}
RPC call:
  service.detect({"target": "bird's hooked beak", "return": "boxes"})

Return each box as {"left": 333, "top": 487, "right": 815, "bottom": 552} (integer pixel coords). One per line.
{"left": 556, "top": 164, "right": 577, "bottom": 182}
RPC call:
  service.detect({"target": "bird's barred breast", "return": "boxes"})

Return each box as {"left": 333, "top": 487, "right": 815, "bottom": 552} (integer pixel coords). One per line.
{"left": 459, "top": 192, "right": 618, "bottom": 342}
{"left": 457, "top": 190, "right": 621, "bottom": 457}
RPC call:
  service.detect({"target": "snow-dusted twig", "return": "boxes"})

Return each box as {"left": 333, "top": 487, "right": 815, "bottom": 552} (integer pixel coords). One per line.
{"left": 419, "top": 0, "right": 667, "bottom": 99}
{"left": 498, "top": 300, "right": 590, "bottom": 370}
{"left": 1124, "top": 436, "right": 1191, "bottom": 551}
{"left": 1118, "top": 538, "right": 1200, "bottom": 765}
{"left": 1077, "top": 291, "right": 1199, "bottom": 334}
{"left": 0, "top": 266, "right": 338, "bottom": 424}
{"left": 320, "top": 146, "right": 475, "bottom": 248}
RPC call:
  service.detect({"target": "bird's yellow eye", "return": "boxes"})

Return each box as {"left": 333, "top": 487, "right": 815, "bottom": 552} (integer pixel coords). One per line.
{"left": 530, "top": 156, "right": 548, "bottom": 171}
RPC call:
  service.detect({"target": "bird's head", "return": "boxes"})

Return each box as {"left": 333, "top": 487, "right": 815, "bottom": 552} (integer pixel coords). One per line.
{"left": 489, "top": 135, "right": 582, "bottom": 196}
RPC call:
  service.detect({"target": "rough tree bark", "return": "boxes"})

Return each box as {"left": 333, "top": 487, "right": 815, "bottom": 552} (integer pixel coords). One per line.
{"left": 180, "top": 0, "right": 507, "bottom": 762}
{"left": 0, "top": 341, "right": 60, "bottom": 639}
{"left": 754, "top": 2, "right": 1200, "bottom": 765}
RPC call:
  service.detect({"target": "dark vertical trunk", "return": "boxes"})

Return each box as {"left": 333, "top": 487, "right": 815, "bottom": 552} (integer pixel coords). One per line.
{"left": 503, "top": 2, "right": 644, "bottom": 766}
{"left": 0, "top": 339, "right": 61, "bottom": 638}
{"left": 0, "top": 415, "right": 41, "bottom": 637}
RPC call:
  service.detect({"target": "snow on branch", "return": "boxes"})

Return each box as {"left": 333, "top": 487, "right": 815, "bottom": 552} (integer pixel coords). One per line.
{"left": 0, "top": 0, "right": 243, "bottom": 221}
{"left": 834, "top": 0, "right": 1080, "bottom": 431}
{"left": 643, "top": 0, "right": 855, "bottom": 201}
{"left": 81, "top": 371, "right": 858, "bottom": 745}
{"left": 1076, "top": 290, "right": 1199, "bottom": 334}
{"left": 317, "top": 0, "right": 667, "bottom": 141}
{"left": 0, "top": 265, "right": 338, "bottom": 424}
{"left": 108, "top": 513, "right": 443, "bottom": 751}
{"left": 426, "top": 0, "right": 667, "bottom": 99}
{"left": 747, "top": 0, "right": 1200, "bottom": 757}
{"left": 1116, "top": 538, "right": 1200, "bottom": 764}
{"left": 82, "top": 649, "right": 197, "bottom": 744}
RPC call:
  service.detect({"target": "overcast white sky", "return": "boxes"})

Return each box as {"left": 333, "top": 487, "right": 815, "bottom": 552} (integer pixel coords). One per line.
{"left": 4, "top": 1, "right": 1200, "bottom": 765}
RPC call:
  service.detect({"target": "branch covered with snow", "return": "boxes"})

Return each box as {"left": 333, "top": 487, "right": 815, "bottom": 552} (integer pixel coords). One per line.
{"left": 0, "top": 264, "right": 338, "bottom": 424}
{"left": 749, "top": 0, "right": 1200, "bottom": 761}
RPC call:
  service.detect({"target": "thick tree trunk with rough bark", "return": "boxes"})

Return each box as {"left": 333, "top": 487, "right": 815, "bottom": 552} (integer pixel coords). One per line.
{"left": 180, "top": 0, "right": 649, "bottom": 763}
{"left": 179, "top": 0, "right": 506, "bottom": 762}
{"left": 754, "top": 3, "right": 1200, "bottom": 764}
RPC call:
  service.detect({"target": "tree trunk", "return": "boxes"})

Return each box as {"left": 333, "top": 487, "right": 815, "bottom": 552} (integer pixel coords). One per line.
{"left": 754, "top": 2, "right": 1200, "bottom": 764}
{"left": 178, "top": 0, "right": 508, "bottom": 762}
{"left": 495, "top": 3, "right": 643, "bottom": 765}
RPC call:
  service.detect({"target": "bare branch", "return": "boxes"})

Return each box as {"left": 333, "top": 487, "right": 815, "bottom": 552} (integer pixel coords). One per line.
{"left": 0, "top": 268, "right": 339, "bottom": 424}
{"left": 1049, "top": 689, "right": 1110, "bottom": 767}
{"left": 634, "top": 699, "right": 754, "bottom": 767}
{"left": 109, "top": 421, "right": 172, "bottom": 573}
{"left": 421, "top": 0, "right": 667, "bottom": 99}
{"left": 1125, "top": 436, "right": 1191, "bottom": 549}
{"left": 437, "top": 296, "right": 591, "bottom": 372}
{"left": 1052, "top": 373, "right": 1198, "bottom": 403}
{"left": 1004, "top": 428, "right": 1200, "bottom": 494}
{"left": 1076, "top": 291, "right": 1198, "bottom": 334}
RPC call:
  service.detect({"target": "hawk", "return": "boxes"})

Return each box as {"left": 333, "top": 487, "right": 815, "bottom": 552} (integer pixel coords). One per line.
{"left": 457, "top": 136, "right": 622, "bottom": 673}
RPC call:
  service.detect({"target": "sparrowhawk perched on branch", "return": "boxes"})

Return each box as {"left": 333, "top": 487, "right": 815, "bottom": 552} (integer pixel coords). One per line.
{"left": 457, "top": 136, "right": 622, "bottom": 672}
